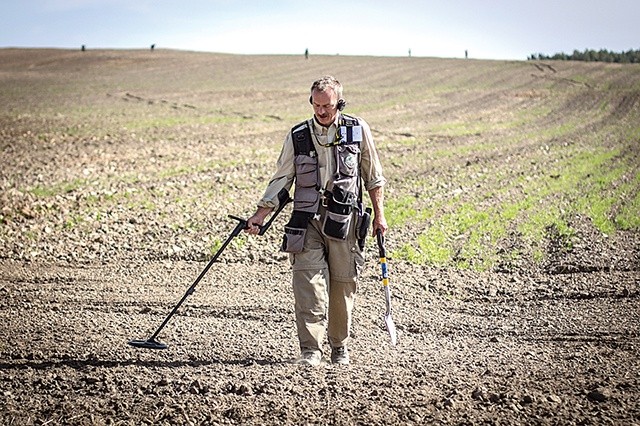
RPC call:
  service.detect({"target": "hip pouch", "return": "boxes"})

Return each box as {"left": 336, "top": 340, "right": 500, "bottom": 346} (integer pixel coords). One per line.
{"left": 357, "top": 207, "right": 372, "bottom": 250}
{"left": 281, "top": 211, "right": 312, "bottom": 253}
{"left": 322, "top": 186, "right": 356, "bottom": 240}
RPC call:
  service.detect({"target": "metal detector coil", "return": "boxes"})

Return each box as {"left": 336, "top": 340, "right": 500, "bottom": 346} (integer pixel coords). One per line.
{"left": 128, "top": 338, "right": 168, "bottom": 350}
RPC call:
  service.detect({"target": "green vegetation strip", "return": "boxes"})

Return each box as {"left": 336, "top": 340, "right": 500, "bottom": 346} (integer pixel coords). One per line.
{"left": 391, "top": 143, "right": 639, "bottom": 270}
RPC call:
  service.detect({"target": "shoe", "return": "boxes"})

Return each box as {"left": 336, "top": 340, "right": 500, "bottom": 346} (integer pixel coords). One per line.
{"left": 296, "top": 350, "right": 322, "bottom": 367}
{"left": 331, "top": 346, "right": 349, "bottom": 365}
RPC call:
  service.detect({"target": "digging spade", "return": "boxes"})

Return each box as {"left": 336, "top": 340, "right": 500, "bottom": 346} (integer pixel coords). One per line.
{"left": 128, "top": 188, "right": 292, "bottom": 350}
{"left": 376, "top": 229, "right": 397, "bottom": 346}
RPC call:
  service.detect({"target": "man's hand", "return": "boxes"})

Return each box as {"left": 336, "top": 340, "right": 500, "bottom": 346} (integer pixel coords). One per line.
{"left": 245, "top": 207, "right": 272, "bottom": 235}
{"left": 372, "top": 215, "right": 388, "bottom": 237}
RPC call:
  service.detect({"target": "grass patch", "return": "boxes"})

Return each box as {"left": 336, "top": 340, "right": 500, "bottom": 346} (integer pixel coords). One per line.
{"left": 393, "top": 202, "right": 509, "bottom": 269}
{"left": 614, "top": 172, "right": 640, "bottom": 230}
{"left": 385, "top": 195, "right": 432, "bottom": 228}
{"left": 428, "top": 120, "right": 491, "bottom": 137}
{"left": 395, "top": 227, "right": 453, "bottom": 266}
{"left": 431, "top": 141, "right": 499, "bottom": 159}
{"left": 30, "top": 178, "right": 87, "bottom": 197}
{"left": 390, "top": 139, "right": 635, "bottom": 270}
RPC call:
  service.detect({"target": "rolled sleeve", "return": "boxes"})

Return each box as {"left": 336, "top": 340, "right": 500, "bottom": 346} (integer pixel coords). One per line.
{"left": 358, "top": 119, "right": 387, "bottom": 191}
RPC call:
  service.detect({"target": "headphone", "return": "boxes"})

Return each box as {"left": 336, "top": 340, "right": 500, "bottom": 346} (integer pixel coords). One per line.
{"left": 309, "top": 96, "right": 346, "bottom": 111}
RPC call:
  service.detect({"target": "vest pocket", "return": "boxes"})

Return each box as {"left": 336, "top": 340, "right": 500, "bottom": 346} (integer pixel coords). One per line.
{"left": 282, "top": 211, "right": 311, "bottom": 253}
{"left": 337, "top": 144, "right": 360, "bottom": 177}
{"left": 281, "top": 226, "right": 307, "bottom": 253}
{"left": 322, "top": 211, "right": 352, "bottom": 240}
{"left": 293, "top": 189, "right": 319, "bottom": 212}
{"left": 295, "top": 155, "right": 318, "bottom": 188}
{"left": 294, "top": 155, "right": 320, "bottom": 213}
{"left": 322, "top": 186, "right": 355, "bottom": 240}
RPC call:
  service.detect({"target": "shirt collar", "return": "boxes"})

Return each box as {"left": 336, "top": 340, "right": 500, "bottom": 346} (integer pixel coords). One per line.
{"left": 312, "top": 114, "right": 340, "bottom": 134}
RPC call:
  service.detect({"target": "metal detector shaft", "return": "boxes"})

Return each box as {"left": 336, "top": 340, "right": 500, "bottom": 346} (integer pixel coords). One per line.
{"left": 143, "top": 218, "right": 245, "bottom": 344}
{"left": 130, "top": 188, "right": 292, "bottom": 349}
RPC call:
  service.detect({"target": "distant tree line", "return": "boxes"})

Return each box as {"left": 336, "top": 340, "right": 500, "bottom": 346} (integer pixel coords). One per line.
{"left": 528, "top": 48, "right": 640, "bottom": 63}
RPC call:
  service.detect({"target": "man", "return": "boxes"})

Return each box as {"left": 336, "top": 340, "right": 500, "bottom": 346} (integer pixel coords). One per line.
{"left": 246, "top": 76, "right": 387, "bottom": 366}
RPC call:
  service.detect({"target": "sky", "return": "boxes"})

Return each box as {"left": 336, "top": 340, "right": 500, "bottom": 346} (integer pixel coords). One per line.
{"left": 1, "top": 0, "right": 638, "bottom": 60}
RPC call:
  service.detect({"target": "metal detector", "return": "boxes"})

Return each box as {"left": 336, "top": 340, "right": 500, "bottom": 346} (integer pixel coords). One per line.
{"left": 128, "top": 188, "right": 292, "bottom": 350}
{"left": 376, "top": 229, "right": 397, "bottom": 346}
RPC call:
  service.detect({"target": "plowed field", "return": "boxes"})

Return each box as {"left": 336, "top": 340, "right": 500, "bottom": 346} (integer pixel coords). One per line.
{"left": 1, "top": 49, "right": 639, "bottom": 425}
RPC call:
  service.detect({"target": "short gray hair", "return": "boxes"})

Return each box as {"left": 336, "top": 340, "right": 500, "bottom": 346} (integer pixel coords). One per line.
{"left": 310, "top": 76, "right": 343, "bottom": 99}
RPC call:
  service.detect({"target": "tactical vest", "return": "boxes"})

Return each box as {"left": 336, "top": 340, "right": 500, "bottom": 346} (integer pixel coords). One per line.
{"left": 281, "top": 115, "right": 364, "bottom": 253}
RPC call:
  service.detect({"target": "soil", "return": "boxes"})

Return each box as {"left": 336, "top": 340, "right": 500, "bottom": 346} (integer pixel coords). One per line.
{"left": 0, "top": 49, "right": 639, "bottom": 425}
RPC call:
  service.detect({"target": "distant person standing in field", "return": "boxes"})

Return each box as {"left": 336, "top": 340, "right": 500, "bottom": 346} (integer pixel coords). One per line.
{"left": 245, "top": 76, "right": 388, "bottom": 366}
{"left": 305, "top": 48, "right": 309, "bottom": 59}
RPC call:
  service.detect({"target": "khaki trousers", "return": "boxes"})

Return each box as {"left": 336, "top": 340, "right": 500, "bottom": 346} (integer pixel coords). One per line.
{"left": 290, "top": 215, "right": 364, "bottom": 354}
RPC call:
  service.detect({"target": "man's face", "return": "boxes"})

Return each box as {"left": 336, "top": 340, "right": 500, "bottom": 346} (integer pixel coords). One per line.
{"left": 311, "top": 89, "right": 339, "bottom": 127}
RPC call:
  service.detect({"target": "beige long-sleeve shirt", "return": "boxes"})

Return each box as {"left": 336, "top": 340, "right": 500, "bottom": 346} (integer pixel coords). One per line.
{"left": 258, "top": 114, "right": 386, "bottom": 209}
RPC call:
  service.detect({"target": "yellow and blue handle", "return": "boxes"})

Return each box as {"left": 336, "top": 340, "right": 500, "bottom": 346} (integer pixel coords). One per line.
{"left": 376, "top": 229, "right": 389, "bottom": 284}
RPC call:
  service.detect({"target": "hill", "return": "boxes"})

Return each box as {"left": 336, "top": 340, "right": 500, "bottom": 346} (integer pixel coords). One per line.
{"left": 0, "top": 49, "right": 639, "bottom": 424}
{"left": 1, "top": 48, "right": 638, "bottom": 271}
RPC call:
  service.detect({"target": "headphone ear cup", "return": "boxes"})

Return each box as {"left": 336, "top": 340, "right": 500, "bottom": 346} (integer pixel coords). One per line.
{"left": 309, "top": 95, "right": 313, "bottom": 105}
